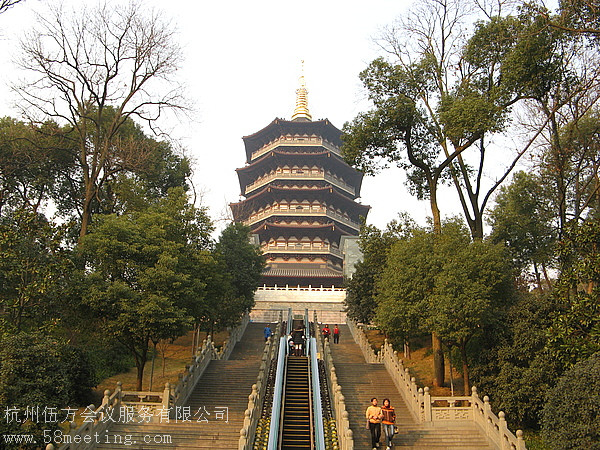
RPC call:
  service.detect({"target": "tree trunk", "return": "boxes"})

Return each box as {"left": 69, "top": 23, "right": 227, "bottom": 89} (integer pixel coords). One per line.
{"left": 429, "top": 189, "right": 445, "bottom": 387}
{"left": 149, "top": 341, "right": 157, "bottom": 391}
{"left": 135, "top": 346, "right": 148, "bottom": 391}
{"left": 136, "top": 362, "right": 145, "bottom": 391}
{"left": 79, "top": 189, "right": 94, "bottom": 240}
{"left": 430, "top": 191, "right": 442, "bottom": 235}
{"left": 460, "top": 340, "right": 470, "bottom": 395}
{"left": 533, "top": 262, "right": 543, "bottom": 292}
{"left": 542, "top": 263, "right": 553, "bottom": 290}
{"left": 432, "top": 333, "right": 445, "bottom": 387}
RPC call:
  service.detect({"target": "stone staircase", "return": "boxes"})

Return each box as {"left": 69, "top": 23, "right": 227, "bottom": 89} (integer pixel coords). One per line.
{"left": 94, "top": 322, "right": 266, "bottom": 449}
{"left": 330, "top": 325, "right": 494, "bottom": 449}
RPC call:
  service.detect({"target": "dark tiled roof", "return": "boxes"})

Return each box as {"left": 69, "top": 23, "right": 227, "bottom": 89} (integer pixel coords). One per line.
{"left": 262, "top": 267, "right": 342, "bottom": 278}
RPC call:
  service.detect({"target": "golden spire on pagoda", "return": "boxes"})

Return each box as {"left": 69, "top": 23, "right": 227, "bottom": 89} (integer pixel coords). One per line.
{"left": 292, "top": 61, "right": 312, "bottom": 122}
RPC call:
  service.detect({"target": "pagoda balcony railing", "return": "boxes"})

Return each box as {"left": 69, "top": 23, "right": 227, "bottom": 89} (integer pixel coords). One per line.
{"left": 246, "top": 206, "right": 360, "bottom": 231}
{"left": 245, "top": 171, "right": 355, "bottom": 196}
{"left": 261, "top": 243, "right": 343, "bottom": 258}
{"left": 251, "top": 136, "right": 342, "bottom": 161}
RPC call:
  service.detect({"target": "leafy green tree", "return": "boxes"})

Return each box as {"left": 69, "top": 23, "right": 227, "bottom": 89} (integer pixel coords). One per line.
{"left": 343, "top": 2, "right": 560, "bottom": 385}
{"left": 343, "top": 1, "right": 562, "bottom": 240}
{"left": 488, "top": 171, "right": 557, "bottom": 291}
{"left": 0, "top": 209, "right": 72, "bottom": 334}
{"left": 542, "top": 0, "right": 600, "bottom": 39}
{"left": 428, "top": 230, "right": 513, "bottom": 394}
{"left": 375, "top": 218, "right": 512, "bottom": 391}
{"left": 215, "top": 222, "right": 265, "bottom": 311}
{"left": 0, "top": 117, "right": 76, "bottom": 216}
{"left": 0, "top": 331, "right": 95, "bottom": 448}
{"left": 547, "top": 219, "right": 600, "bottom": 366}
{"left": 79, "top": 189, "right": 208, "bottom": 390}
{"left": 541, "top": 352, "right": 600, "bottom": 449}
{"left": 345, "top": 218, "right": 411, "bottom": 324}
{"left": 475, "top": 292, "right": 562, "bottom": 430}
{"left": 375, "top": 226, "right": 433, "bottom": 347}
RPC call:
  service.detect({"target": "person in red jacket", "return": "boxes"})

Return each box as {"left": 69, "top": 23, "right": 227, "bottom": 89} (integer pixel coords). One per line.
{"left": 322, "top": 324, "right": 331, "bottom": 341}
{"left": 333, "top": 324, "right": 340, "bottom": 343}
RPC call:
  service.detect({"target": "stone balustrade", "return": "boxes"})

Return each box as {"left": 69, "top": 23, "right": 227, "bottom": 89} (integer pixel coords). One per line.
{"left": 262, "top": 243, "right": 343, "bottom": 258}
{"left": 173, "top": 311, "right": 250, "bottom": 407}
{"left": 250, "top": 136, "right": 341, "bottom": 160}
{"left": 350, "top": 318, "right": 526, "bottom": 450}
{"left": 316, "top": 312, "right": 354, "bottom": 450}
{"left": 257, "top": 284, "right": 345, "bottom": 292}
{"left": 57, "top": 312, "right": 250, "bottom": 449}
{"left": 238, "top": 311, "right": 282, "bottom": 450}
{"left": 245, "top": 170, "right": 355, "bottom": 196}
{"left": 216, "top": 312, "right": 251, "bottom": 361}
{"left": 346, "top": 318, "right": 381, "bottom": 364}
{"left": 246, "top": 206, "right": 360, "bottom": 231}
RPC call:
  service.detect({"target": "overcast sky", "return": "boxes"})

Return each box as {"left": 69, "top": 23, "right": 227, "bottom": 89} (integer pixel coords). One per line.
{"left": 0, "top": 0, "right": 557, "bottom": 234}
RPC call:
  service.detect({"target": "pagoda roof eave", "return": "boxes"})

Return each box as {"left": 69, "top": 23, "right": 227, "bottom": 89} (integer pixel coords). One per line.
{"left": 230, "top": 185, "right": 371, "bottom": 220}
{"left": 242, "top": 118, "right": 343, "bottom": 162}
{"left": 261, "top": 267, "right": 343, "bottom": 279}
{"left": 251, "top": 221, "right": 353, "bottom": 236}
{"left": 237, "top": 149, "right": 361, "bottom": 176}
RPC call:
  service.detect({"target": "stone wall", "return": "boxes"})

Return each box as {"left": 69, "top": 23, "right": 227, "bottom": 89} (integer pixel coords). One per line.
{"left": 250, "top": 287, "right": 347, "bottom": 324}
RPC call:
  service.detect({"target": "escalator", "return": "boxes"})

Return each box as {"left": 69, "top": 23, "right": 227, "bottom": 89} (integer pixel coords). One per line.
{"left": 265, "top": 309, "right": 325, "bottom": 450}
{"left": 280, "top": 356, "right": 312, "bottom": 449}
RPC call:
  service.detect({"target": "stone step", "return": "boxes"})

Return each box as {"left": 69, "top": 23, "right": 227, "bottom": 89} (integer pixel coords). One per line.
{"left": 94, "top": 322, "right": 268, "bottom": 449}
{"left": 329, "top": 325, "right": 494, "bottom": 450}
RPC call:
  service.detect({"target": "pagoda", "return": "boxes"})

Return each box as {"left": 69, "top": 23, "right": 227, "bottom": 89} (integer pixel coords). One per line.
{"left": 230, "top": 75, "right": 369, "bottom": 288}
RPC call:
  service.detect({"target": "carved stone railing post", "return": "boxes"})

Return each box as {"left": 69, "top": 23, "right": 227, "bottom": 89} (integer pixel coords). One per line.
{"left": 423, "top": 387, "right": 432, "bottom": 422}
{"left": 349, "top": 317, "right": 526, "bottom": 449}
{"left": 320, "top": 333, "right": 354, "bottom": 450}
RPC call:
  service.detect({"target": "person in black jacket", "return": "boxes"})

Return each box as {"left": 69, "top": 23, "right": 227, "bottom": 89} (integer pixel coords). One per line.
{"left": 292, "top": 327, "right": 305, "bottom": 356}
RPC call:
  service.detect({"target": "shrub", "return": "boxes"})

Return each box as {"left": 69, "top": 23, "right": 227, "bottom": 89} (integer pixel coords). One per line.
{"left": 541, "top": 353, "right": 600, "bottom": 448}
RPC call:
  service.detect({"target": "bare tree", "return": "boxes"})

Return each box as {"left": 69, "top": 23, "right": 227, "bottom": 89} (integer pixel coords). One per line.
{"left": 14, "top": 1, "right": 188, "bottom": 238}
{"left": 0, "top": 0, "right": 24, "bottom": 14}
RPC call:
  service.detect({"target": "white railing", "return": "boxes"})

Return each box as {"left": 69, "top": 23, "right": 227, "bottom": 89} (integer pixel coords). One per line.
{"left": 349, "top": 319, "right": 527, "bottom": 450}
{"left": 246, "top": 206, "right": 360, "bottom": 231}
{"left": 245, "top": 171, "right": 355, "bottom": 196}
{"left": 216, "top": 312, "right": 251, "bottom": 361}
{"left": 346, "top": 319, "right": 381, "bottom": 364}
{"left": 262, "top": 243, "right": 343, "bottom": 258}
{"left": 315, "top": 312, "right": 354, "bottom": 450}
{"left": 58, "top": 312, "right": 251, "bottom": 450}
{"left": 257, "top": 285, "right": 346, "bottom": 292}
{"left": 238, "top": 312, "right": 282, "bottom": 450}
{"left": 251, "top": 136, "right": 341, "bottom": 161}
{"left": 173, "top": 312, "right": 250, "bottom": 407}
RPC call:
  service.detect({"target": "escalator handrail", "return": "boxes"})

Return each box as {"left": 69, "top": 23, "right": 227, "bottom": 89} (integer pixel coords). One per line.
{"left": 286, "top": 308, "right": 293, "bottom": 335}
{"left": 310, "top": 337, "right": 326, "bottom": 450}
{"left": 267, "top": 335, "right": 288, "bottom": 450}
{"left": 304, "top": 309, "right": 310, "bottom": 357}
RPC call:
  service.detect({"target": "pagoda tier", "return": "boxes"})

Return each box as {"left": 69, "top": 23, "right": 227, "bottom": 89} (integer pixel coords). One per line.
{"left": 231, "top": 84, "right": 368, "bottom": 287}
{"left": 242, "top": 118, "right": 343, "bottom": 163}
{"left": 230, "top": 185, "right": 369, "bottom": 227}
{"left": 236, "top": 150, "right": 364, "bottom": 198}
{"left": 260, "top": 266, "right": 344, "bottom": 288}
